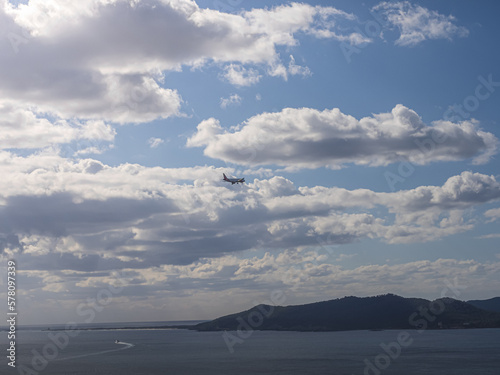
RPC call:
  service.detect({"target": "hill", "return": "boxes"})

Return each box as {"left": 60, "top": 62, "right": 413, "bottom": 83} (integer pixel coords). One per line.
{"left": 189, "top": 294, "right": 500, "bottom": 332}
{"left": 467, "top": 297, "right": 500, "bottom": 313}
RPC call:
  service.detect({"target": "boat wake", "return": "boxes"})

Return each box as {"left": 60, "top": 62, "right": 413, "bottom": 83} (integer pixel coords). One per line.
{"left": 115, "top": 341, "right": 132, "bottom": 345}
{"left": 54, "top": 341, "right": 135, "bottom": 361}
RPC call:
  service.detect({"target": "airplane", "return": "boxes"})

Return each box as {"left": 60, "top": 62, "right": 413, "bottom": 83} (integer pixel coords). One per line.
{"left": 222, "top": 173, "right": 245, "bottom": 185}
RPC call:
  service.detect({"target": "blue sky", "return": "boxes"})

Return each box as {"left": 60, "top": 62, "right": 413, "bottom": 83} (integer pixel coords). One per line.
{"left": 0, "top": 0, "right": 499, "bottom": 325}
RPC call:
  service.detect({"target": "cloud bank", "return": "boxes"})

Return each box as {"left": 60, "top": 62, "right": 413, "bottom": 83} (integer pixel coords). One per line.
{"left": 1, "top": 147, "right": 499, "bottom": 269}
{"left": 1, "top": 151, "right": 498, "bottom": 322}
{"left": 187, "top": 105, "right": 498, "bottom": 169}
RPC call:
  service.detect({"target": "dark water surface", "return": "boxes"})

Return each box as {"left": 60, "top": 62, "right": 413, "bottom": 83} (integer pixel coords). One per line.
{"left": 3, "top": 327, "right": 499, "bottom": 374}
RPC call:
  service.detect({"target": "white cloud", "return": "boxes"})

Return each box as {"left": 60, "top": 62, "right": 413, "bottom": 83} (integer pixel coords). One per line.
{"left": 266, "top": 60, "right": 288, "bottom": 80}
{"left": 148, "top": 137, "right": 164, "bottom": 148}
{"left": 265, "top": 55, "right": 312, "bottom": 81}
{"left": 221, "top": 64, "right": 261, "bottom": 86}
{"left": 0, "top": 102, "right": 116, "bottom": 150}
{"left": 243, "top": 3, "right": 366, "bottom": 47}
{"left": 373, "top": 1, "right": 469, "bottom": 46}
{"left": 0, "top": 1, "right": 367, "bottom": 123}
{"left": 384, "top": 172, "right": 500, "bottom": 212}
{"left": 478, "top": 233, "right": 500, "bottom": 239}
{"left": 484, "top": 207, "right": 500, "bottom": 222}
{"left": 1, "top": 147, "right": 499, "bottom": 265}
{"left": 187, "top": 104, "right": 498, "bottom": 169}
{"left": 220, "top": 94, "right": 242, "bottom": 109}
{"left": 185, "top": 118, "right": 222, "bottom": 148}
{"left": 288, "top": 55, "right": 312, "bottom": 78}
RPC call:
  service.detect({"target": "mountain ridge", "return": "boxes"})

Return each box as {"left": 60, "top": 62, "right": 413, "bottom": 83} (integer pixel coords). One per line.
{"left": 467, "top": 297, "right": 500, "bottom": 313}
{"left": 187, "top": 294, "right": 500, "bottom": 332}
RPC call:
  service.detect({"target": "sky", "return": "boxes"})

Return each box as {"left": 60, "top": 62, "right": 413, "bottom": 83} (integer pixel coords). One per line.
{"left": 0, "top": 0, "right": 499, "bottom": 325}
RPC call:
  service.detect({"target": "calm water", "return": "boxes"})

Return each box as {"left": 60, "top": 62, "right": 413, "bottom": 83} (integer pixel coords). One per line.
{"left": 2, "top": 327, "right": 499, "bottom": 374}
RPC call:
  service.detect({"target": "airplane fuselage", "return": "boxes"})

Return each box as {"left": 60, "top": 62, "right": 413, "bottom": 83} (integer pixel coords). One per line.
{"left": 223, "top": 174, "right": 245, "bottom": 184}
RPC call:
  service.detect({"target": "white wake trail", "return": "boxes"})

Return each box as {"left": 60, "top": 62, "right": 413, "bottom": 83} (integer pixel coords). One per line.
{"left": 54, "top": 341, "right": 135, "bottom": 361}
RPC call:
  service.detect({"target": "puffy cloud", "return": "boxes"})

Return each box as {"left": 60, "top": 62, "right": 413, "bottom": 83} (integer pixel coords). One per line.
{"left": 187, "top": 105, "right": 498, "bottom": 169}
{"left": 266, "top": 55, "right": 312, "bottom": 81}
{"left": 262, "top": 172, "right": 500, "bottom": 245}
{"left": 148, "top": 137, "right": 164, "bottom": 148}
{"left": 484, "top": 207, "right": 500, "bottom": 223}
{"left": 373, "top": 1, "right": 469, "bottom": 46}
{"left": 0, "top": 0, "right": 366, "bottom": 123}
{"left": 287, "top": 55, "right": 311, "bottom": 78}
{"left": 1, "top": 148, "right": 499, "bottom": 268}
{"left": 252, "top": 176, "right": 298, "bottom": 198}
{"left": 221, "top": 64, "right": 261, "bottom": 87}
{"left": 242, "top": 2, "right": 365, "bottom": 47}
{"left": 384, "top": 172, "right": 500, "bottom": 212}
{"left": 0, "top": 102, "right": 115, "bottom": 150}
{"left": 0, "top": 151, "right": 227, "bottom": 200}
{"left": 185, "top": 117, "right": 222, "bottom": 148}
{"left": 219, "top": 93, "right": 242, "bottom": 109}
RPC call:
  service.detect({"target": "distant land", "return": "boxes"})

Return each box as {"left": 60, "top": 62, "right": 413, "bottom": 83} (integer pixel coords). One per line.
{"left": 467, "top": 297, "right": 500, "bottom": 313}
{"left": 17, "top": 294, "right": 500, "bottom": 333}
{"left": 183, "top": 294, "right": 500, "bottom": 332}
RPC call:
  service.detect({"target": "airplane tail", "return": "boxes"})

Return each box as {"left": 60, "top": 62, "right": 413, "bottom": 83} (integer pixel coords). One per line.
{"left": 223, "top": 173, "right": 228, "bottom": 180}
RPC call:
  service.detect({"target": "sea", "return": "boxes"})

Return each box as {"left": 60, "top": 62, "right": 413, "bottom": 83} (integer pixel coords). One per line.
{"left": 2, "top": 322, "right": 499, "bottom": 375}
